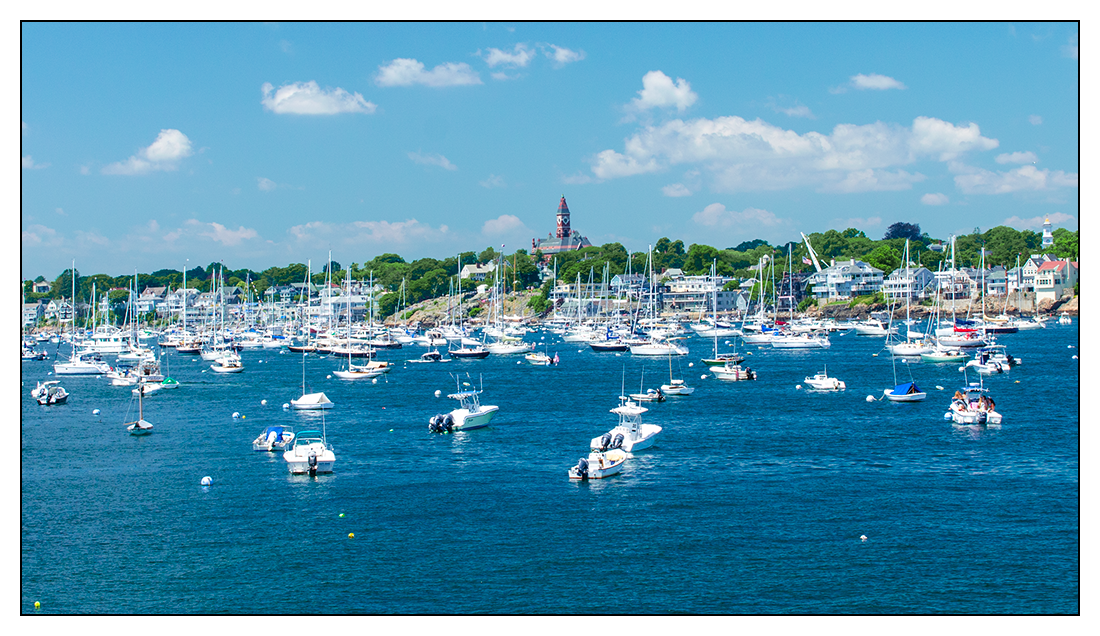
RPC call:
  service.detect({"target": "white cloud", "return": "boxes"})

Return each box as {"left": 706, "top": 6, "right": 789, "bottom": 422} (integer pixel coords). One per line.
{"left": 995, "top": 151, "right": 1038, "bottom": 164}
{"left": 691, "top": 203, "right": 784, "bottom": 229}
{"left": 22, "top": 155, "right": 49, "bottom": 169}
{"left": 1002, "top": 212, "right": 1077, "bottom": 231}
{"left": 199, "top": 222, "right": 258, "bottom": 246}
{"left": 56, "top": 207, "right": 67, "bottom": 216}
{"left": 921, "top": 193, "right": 950, "bottom": 205}
{"left": 1062, "top": 34, "right": 1078, "bottom": 60}
{"left": 952, "top": 163, "right": 1078, "bottom": 194}
{"left": 831, "top": 216, "right": 883, "bottom": 230}
{"left": 21, "top": 224, "right": 64, "bottom": 247}
{"left": 257, "top": 177, "right": 277, "bottom": 191}
{"left": 662, "top": 183, "right": 692, "bottom": 197}
{"left": 631, "top": 71, "right": 698, "bottom": 113}
{"left": 482, "top": 44, "right": 535, "bottom": 68}
{"left": 823, "top": 169, "right": 925, "bottom": 193}
{"left": 289, "top": 219, "right": 450, "bottom": 246}
{"left": 850, "top": 73, "right": 906, "bottom": 90}
{"left": 407, "top": 151, "right": 457, "bottom": 171}
{"left": 544, "top": 45, "right": 585, "bottom": 66}
{"left": 490, "top": 71, "right": 522, "bottom": 81}
{"left": 590, "top": 115, "right": 997, "bottom": 192}
{"left": 1029, "top": 114, "right": 1043, "bottom": 125}
{"left": 780, "top": 104, "right": 814, "bottom": 118}
{"left": 482, "top": 214, "right": 528, "bottom": 236}
{"left": 102, "top": 129, "right": 193, "bottom": 175}
{"left": 80, "top": 165, "right": 91, "bottom": 175}
{"left": 261, "top": 81, "right": 376, "bottom": 115}
{"left": 375, "top": 59, "right": 482, "bottom": 87}
{"left": 479, "top": 174, "right": 506, "bottom": 188}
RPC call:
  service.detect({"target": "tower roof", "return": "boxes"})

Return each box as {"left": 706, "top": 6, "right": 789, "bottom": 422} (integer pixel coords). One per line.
{"left": 558, "top": 196, "right": 570, "bottom": 215}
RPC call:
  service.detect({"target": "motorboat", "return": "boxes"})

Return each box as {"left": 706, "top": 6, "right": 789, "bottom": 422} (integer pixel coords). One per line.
{"left": 32, "top": 380, "right": 69, "bottom": 405}
{"left": 629, "top": 340, "right": 688, "bottom": 356}
{"left": 53, "top": 351, "right": 112, "bottom": 375}
{"left": 921, "top": 347, "right": 970, "bottom": 363}
{"left": 804, "top": 367, "right": 845, "bottom": 390}
{"left": 770, "top": 331, "right": 830, "bottom": 349}
{"left": 629, "top": 387, "right": 665, "bottom": 403}
{"left": 947, "top": 383, "right": 1003, "bottom": 425}
{"left": 568, "top": 449, "right": 627, "bottom": 480}
{"left": 590, "top": 397, "right": 662, "bottom": 452}
{"left": 712, "top": 361, "right": 756, "bottom": 381}
{"left": 701, "top": 353, "right": 745, "bottom": 367}
{"left": 883, "top": 381, "right": 926, "bottom": 402}
{"left": 415, "top": 350, "right": 447, "bottom": 363}
{"left": 428, "top": 385, "right": 499, "bottom": 432}
{"left": 283, "top": 429, "right": 335, "bottom": 474}
{"left": 485, "top": 339, "right": 533, "bottom": 355}
{"left": 210, "top": 352, "right": 245, "bottom": 373}
{"left": 1058, "top": 313, "right": 1072, "bottom": 325}
{"left": 524, "top": 351, "right": 557, "bottom": 366}
{"left": 132, "top": 381, "right": 163, "bottom": 397}
{"left": 851, "top": 318, "right": 897, "bottom": 336}
{"left": 963, "top": 345, "right": 1018, "bottom": 375}
{"left": 253, "top": 425, "right": 295, "bottom": 451}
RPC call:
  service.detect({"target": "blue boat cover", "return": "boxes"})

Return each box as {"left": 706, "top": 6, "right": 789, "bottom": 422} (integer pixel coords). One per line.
{"left": 264, "top": 426, "right": 284, "bottom": 436}
{"left": 890, "top": 382, "right": 922, "bottom": 395}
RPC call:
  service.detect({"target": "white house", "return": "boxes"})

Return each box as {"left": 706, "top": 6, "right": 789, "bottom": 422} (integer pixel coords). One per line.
{"left": 808, "top": 259, "right": 884, "bottom": 301}
{"left": 882, "top": 266, "right": 937, "bottom": 300}
{"left": 1035, "top": 260, "right": 1079, "bottom": 302}
{"left": 460, "top": 263, "right": 497, "bottom": 281}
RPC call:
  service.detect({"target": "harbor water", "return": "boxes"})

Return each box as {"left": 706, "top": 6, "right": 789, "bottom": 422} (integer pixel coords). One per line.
{"left": 21, "top": 323, "right": 1079, "bottom": 613}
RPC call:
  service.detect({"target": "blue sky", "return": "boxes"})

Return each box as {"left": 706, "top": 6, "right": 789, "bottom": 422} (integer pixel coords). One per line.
{"left": 20, "top": 21, "right": 1079, "bottom": 279}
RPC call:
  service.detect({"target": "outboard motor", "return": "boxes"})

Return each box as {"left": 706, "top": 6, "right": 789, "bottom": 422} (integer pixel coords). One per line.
{"left": 574, "top": 457, "right": 589, "bottom": 478}
{"left": 307, "top": 451, "right": 318, "bottom": 475}
{"left": 612, "top": 433, "right": 625, "bottom": 449}
{"left": 599, "top": 433, "right": 612, "bottom": 451}
{"left": 442, "top": 413, "right": 455, "bottom": 433}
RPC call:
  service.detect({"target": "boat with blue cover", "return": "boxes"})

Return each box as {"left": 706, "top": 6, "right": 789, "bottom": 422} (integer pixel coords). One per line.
{"left": 253, "top": 425, "right": 295, "bottom": 451}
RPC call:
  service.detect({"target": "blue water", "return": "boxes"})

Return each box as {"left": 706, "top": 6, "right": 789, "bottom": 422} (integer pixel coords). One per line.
{"left": 21, "top": 323, "right": 1079, "bottom": 614}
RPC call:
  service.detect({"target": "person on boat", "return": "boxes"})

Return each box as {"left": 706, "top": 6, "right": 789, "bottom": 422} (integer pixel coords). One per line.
{"left": 953, "top": 390, "right": 964, "bottom": 401}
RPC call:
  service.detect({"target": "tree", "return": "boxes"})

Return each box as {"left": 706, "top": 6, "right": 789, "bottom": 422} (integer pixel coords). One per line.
{"left": 883, "top": 222, "right": 921, "bottom": 241}
{"left": 732, "top": 238, "right": 769, "bottom": 252}
{"left": 864, "top": 245, "right": 902, "bottom": 275}
{"left": 1052, "top": 228, "right": 1079, "bottom": 261}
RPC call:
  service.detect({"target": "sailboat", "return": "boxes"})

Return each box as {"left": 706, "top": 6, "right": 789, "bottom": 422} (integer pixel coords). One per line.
{"left": 291, "top": 350, "right": 333, "bottom": 409}
{"left": 334, "top": 266, "right": 383, "bottom": 380}
{"left": 125, "top": 379, "right": 154, "bottom": 435}
{"left": 660, "top": 349, "right": 694, "bottom": 395}
{"left": 885, "top": 240, "right": 933, "bottom": 356}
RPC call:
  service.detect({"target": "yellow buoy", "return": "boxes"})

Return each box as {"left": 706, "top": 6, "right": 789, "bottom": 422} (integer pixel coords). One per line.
{"left": 34, "top": 601, "right": 40, "bottom": 609}
{"left": 348, "top": 532, "right": 355, "bottom": 538}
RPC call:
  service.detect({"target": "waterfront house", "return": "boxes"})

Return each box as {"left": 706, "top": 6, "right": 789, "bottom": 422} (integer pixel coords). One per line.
{"left": 882, "top": 266, "right": 937, "bottom": 301}
{"left": 807, "top": 259, "right": 884, "bottom": 301}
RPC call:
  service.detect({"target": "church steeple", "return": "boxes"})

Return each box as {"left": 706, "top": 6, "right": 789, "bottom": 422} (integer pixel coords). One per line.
{"left": 556, "top": 195, "right": 571, "bottom": 239}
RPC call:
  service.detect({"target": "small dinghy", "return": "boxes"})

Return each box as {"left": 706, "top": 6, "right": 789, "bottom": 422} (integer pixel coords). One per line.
{"left": 569, "top": 449, "right": 627, "bottom": 480}
{"left": 252, "top": 425, "right": 295, "bottom": 451}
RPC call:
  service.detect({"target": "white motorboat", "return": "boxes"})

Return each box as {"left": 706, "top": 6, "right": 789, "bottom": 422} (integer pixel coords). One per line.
{"left": 283, "top": 428, "right": 335, "bottom": 474}
{"left": 851, "top": 318, "right": 897, "bottom": 336}
{"left": 947, "top": 383, "right": 1003, "bottom": 425}
{"left": 712, "top": 361, "right": 756, "bottom": 381}
{"left": 770, "top": 331, "right": 830, "bottom": 349}
{"left": 629, "top": 387, "right": 666, "bottom": 402}
{"left": 804, "top": 367, "right": 845, "bottom": 390}
{"left": 53, "top": 351, "right": 112, "bottom": 375}
{"left": 629, "top": 340, "right": 688, "bottom": 356}
{"left": 132, "top": 381, "right": 163, "bottom": 397}
{"left": 568, "top": 449, "right": 627, "bottom": 480}
{"left": 524, "top": 351, "right": 557, "bottom": 366}
{"left": 485, "top": 339, "right": 532, "bottom": 355}
{"left": 883, "top": 382, "right": 926, "bottom": 402}
{"left": 210, "top": 352, "right": 245, "bottom": 373}
{"left": 428, "top": 382, "right": 499, "bottom": 432}
{"left": 253, "top": 425, "right": 295, "bottom": 451}
{"left": 1058, "top": 313, "right": 1072, "bottom": 325}
{"left": 32, "top": 380, "right": 69, "bottom": 405}
{"left": 591, "top": 397, "right": 662, "bottom": 452}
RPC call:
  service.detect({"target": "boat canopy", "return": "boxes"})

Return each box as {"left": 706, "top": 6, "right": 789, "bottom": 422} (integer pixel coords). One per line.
{"left": 890, "top": 382, "right": 923, "bottom": 395}
{"left": 294, "top": 430, "right": 324, "bottom": 443}
{"left": 263, "top": 426, "right": 285, "bottom": 436}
